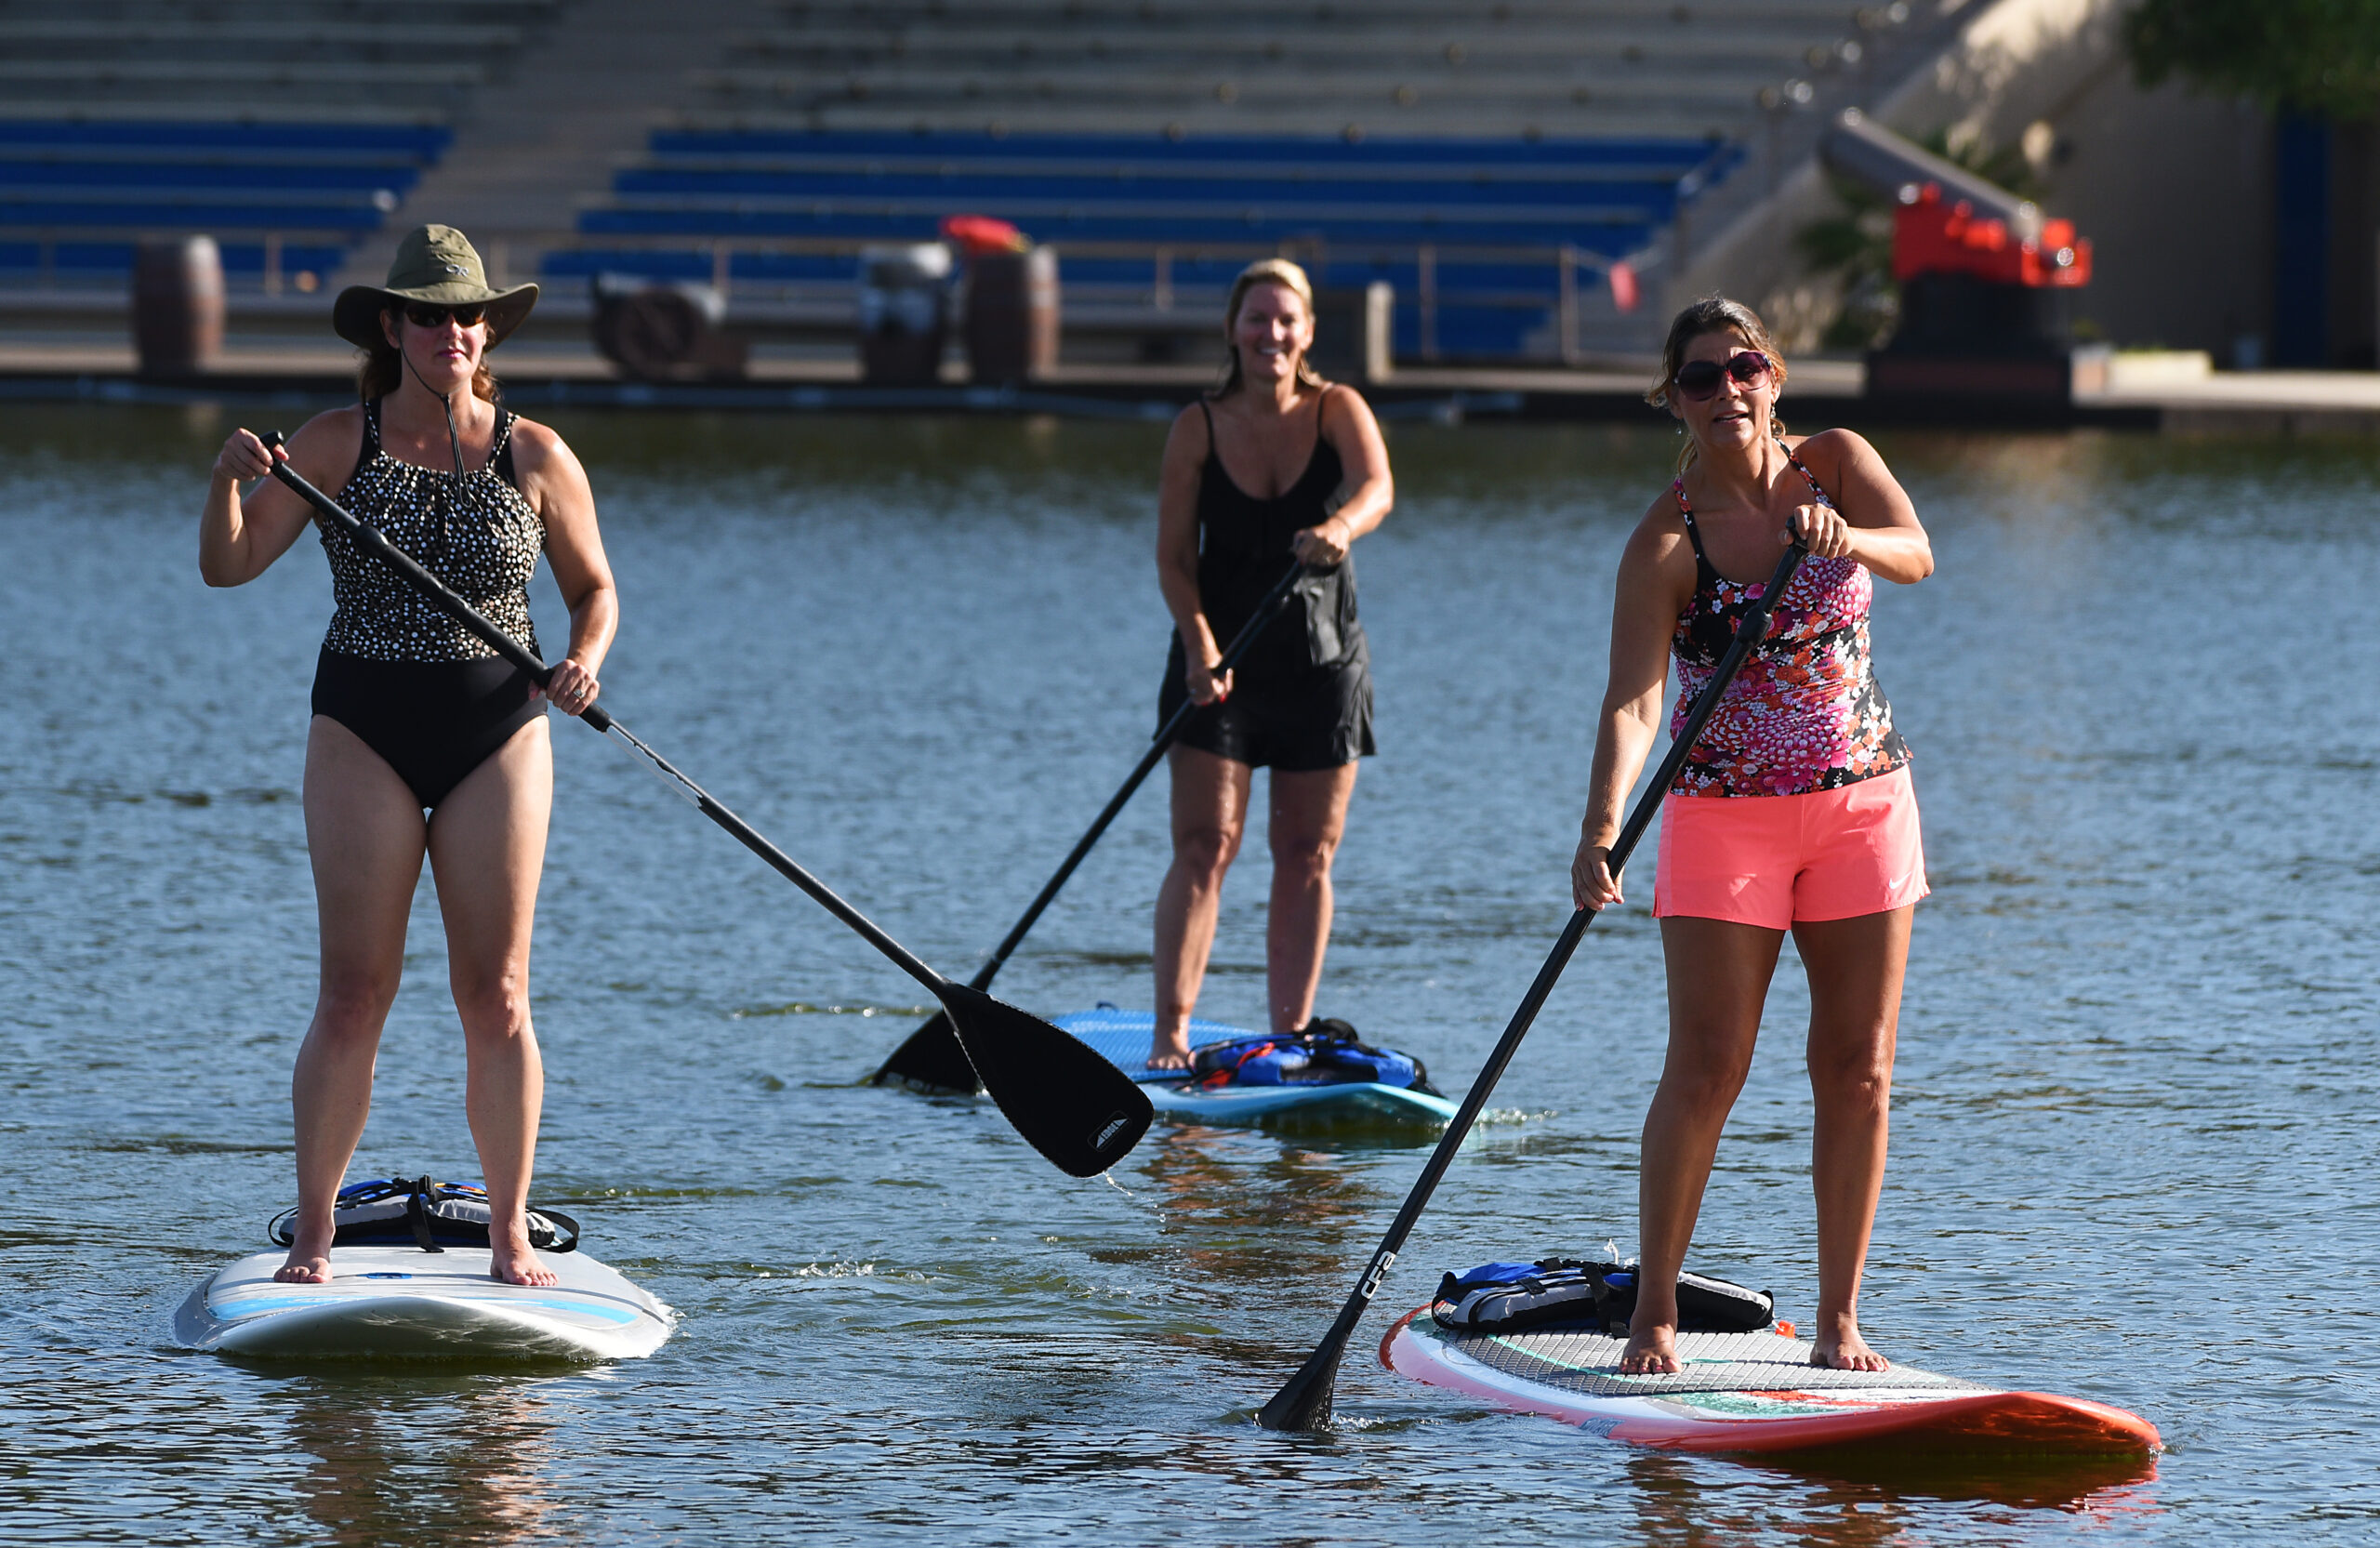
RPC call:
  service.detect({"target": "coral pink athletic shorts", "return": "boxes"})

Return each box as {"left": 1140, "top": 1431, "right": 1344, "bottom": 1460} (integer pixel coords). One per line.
{"left": 1653, "top": 766, "right": 1927, "bottom": 929}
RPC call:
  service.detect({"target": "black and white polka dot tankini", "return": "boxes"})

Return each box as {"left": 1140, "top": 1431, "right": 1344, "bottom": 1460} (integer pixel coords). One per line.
{"left": 309, "top": 397, "right": 549, "bottom": 809}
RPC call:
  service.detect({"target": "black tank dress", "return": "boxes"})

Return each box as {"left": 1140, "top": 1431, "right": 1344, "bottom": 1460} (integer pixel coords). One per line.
{"left": 1158, "top": 396, "right": 1375, "bottom": 772}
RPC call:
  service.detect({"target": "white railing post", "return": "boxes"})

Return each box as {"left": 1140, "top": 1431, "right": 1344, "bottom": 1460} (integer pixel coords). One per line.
{"left": 1557, "top": 244, "right": 1580, "bottom": 364}
{"left": 1418, "top": 244, "right": 1437, "bottom": 361}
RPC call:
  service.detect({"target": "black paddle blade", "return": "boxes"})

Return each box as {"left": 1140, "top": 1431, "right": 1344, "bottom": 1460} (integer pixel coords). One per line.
{"left": 869, "top": 1013, "right": 983, "bottom": 1095}
{"left": 1256, "top": 1343, "right": 1341, "bottom": 1432}
{"left": 934, "top": 985, "right": 1152, "bottom": 1177}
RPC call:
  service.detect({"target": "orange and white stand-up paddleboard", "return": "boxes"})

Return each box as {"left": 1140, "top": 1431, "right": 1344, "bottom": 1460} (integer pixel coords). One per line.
{"left": 1382, "top": 1310, "right": 2161, "bottom": 1456}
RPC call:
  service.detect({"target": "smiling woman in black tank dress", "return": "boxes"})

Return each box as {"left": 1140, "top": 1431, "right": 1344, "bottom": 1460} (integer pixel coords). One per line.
{"left": 199, "top": 226, "right": 618, "bottom": 1289}
{"left": 1149, "top": 258, "right": 1394, "bottom": 1068}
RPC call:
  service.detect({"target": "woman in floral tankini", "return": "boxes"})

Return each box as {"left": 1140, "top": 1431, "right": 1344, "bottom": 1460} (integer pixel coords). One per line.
{"left": 1570, "top": 298, "right": 1935, "bottom": 1375}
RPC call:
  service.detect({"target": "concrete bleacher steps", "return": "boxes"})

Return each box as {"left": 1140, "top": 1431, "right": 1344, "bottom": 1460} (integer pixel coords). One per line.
{"left": 547, "top": 0, "right": 1955, "bottom": 361}
{"left": 683, "top": 0, "right": 1884, "bottom": 139}
{"left": 0, "top": 0, "right": 1976, "bottom": 366}
{"left": 342, "top": 0, "right": 777, "bottom": 288}
{"left": 0, "top": 2, "right": 553, "bottom": 118}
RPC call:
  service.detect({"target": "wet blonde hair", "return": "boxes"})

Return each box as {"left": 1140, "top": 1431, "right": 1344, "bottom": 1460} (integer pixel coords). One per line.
{"left": 1212, "top": 258, "right": 1329, "bottom": 397}
{"left": 1646, "top": 296, "right": 1788, "bottom": 473}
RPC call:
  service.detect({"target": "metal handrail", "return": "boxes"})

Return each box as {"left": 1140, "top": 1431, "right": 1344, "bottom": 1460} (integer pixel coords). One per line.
{"left": 0, "top": 225, "right": 1652, "bottom": 358}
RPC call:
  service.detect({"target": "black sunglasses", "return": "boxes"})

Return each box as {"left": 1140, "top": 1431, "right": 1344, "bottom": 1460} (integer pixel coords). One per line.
{"left": 400, "top": 302, "right": 487, "bottom": 329}
{"left": 1673, "top": 350, "right": 1772, "bottom": 402}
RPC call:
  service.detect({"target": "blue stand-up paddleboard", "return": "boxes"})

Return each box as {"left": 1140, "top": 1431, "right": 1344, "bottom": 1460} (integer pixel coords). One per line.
{"left": 175, "top": 1176, "right": 674, "bottom": 1362}
{"left": 1057, "top": 1007, "right": 1458, "bottom": 1131}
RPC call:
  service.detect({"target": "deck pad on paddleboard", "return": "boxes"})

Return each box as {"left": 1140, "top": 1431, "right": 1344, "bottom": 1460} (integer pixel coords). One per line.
{"left": 176, "top": 1246, "right": 674, "bottom": 1362}
{"left": 1451, "top": 1325, "right": 1989, "bottom": 1397}
{"left": 1385, "top": 1311, "right": 2160, "bottom": 1455}
{"left": 1054, "top": 1008, "right": 1458, "bottom": 1129}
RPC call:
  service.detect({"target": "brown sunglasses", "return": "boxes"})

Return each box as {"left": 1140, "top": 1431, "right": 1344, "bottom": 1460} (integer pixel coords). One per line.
{"left": 400, "top": 302, "right": 487, "bottom": 329}
{"left": 1673, "top": 350, "right": 1772, "bottom": 401}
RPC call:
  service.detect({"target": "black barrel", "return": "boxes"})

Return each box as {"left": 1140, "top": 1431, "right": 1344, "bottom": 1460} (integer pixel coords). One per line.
{"left": 132, "top": 236, "right": 225, "bottom": 378}
{"left": 964, "top": 245, "right": 1059, "bottom": 385}
{"left": 858, "top": 244, "right": 951, "bottom": 385}
{"left": 1310, "top": 282, "right": 1394, "bottom": 384}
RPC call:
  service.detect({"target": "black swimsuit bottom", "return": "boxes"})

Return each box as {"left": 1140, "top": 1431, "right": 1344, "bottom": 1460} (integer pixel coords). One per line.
{"left": 312, "top": 647, "right": 542, "bottom": 811}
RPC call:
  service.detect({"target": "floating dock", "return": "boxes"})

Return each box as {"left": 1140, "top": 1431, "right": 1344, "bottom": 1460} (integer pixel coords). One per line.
{"left": 8, "top": 336, "right": 2379, "bottom": 432}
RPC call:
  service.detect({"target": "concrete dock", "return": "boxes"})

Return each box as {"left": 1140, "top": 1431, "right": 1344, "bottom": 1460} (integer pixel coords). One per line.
{"left": 9, "top": 326, "right": 2380, "bottom": 431}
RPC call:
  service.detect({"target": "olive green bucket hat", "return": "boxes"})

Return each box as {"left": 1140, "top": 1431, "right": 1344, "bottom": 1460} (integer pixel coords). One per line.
{"left": 332, "top": 224, "right": 538, "bottom": 350}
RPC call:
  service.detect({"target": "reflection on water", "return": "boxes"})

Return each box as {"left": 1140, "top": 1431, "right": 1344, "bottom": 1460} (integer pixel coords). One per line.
{"left": 1129, "top": 1125, "right": 1384, "bottom": 1318}
{"left": 1618, "top": 1449, "right": 2163, "bottom": 1544}
{"left": 1, "top": 407, "right": 2376, "bottom": 1542}
{"left": 1752, "top": 1449, "right": 2163, "bottom": 1516}
{"left": 274, "top": 1374, "right": 563, "bottom": 1547}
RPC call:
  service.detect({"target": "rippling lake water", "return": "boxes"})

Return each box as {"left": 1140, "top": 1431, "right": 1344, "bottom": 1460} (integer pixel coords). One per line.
{"left": 2, "top": 404, "right": 2375, "bottom": 1544}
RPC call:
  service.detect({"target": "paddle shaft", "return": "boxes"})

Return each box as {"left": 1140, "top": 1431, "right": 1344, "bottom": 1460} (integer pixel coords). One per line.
{"left": 262, "top": 439, "right": 950, "bottom": 997}
{"left": 961, "top": 562, "right": 1307, "bottom": 993}
{"left": 1258, "top": 539, "right": 1807, "bottom": 1431}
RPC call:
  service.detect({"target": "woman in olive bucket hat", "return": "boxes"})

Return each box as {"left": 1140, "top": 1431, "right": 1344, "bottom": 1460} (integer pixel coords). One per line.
{"left": 200, "top": 224, "right": 618, "bottom": 1287}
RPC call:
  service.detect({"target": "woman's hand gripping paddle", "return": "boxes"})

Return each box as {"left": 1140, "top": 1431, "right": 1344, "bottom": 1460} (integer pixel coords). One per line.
{"left": 1255, "top": 540, "right": 1808, "bottom": 1431}
{"left": 258, "top": 433, "right": 1151, "bottom": 1179}
{"left": 870, "top": 562, "right": 1310, "bottom": 1093}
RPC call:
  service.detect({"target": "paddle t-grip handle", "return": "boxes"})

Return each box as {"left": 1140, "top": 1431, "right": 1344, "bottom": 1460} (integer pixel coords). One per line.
{"left": 260, "top": 430, "right": 614, "bottom": 732}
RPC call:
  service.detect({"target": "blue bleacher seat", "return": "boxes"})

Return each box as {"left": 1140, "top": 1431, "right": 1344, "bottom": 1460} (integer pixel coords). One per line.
{"left": 561, "top": 126, "right": 1735, "bottom": 360}
{"left": 0, "top": 122, "right": 451, "bottom": 156}
{"left": 0, "top": 120, "right": 455, "bottom": 289}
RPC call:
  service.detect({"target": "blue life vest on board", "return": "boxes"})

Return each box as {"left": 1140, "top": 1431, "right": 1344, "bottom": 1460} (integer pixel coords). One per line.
{"left": 1432, "top": 1255, "right": 1773, "bottom": 1336}
{"left": 1187, "top": 1018, "right": 1435, "bottom": 1092}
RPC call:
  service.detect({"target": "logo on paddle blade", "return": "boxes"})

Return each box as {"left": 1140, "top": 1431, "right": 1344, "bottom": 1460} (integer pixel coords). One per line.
{"left": 1091, "top": 1112, "right": 1130, "bottom": 1150}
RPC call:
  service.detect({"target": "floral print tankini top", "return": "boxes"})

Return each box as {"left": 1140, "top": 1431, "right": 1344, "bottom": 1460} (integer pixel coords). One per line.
{"left": 1667, "top": 452, "right": 1911, "bottom": 798}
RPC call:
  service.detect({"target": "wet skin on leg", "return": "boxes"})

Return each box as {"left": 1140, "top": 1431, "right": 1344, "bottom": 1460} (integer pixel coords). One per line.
{"left": 1621, "top": 915, "right": 1782, "bottom": 1374}
{"left": 1620, "top": 907, "right": 1911, "bottom": 1373}
{"left": 277, "top": 717, "right": 430, "bottom": 1284}
{"left": 426, "top": 718, "right": 558, "bottom": 1288}
{"left": 1150, "top": 745, "right": 1251, "bottom": 1067}
{"left": 1263, "top": 761, "right": 1356, "bottom": 1034}
{"left": 1792, "top": 906, "right": 1911, "bottom": 1371}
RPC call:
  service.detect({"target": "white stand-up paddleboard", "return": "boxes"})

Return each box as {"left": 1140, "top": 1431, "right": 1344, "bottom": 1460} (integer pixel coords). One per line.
{"left": 1383, "top": 1311, "right": 2160, "bottom": 1456}
{"left": 176, "top": 1246, "right": 675, "bottom": 1361}
{"left": 1058, "top": 1008, "right": 1459, "bottom": 1131}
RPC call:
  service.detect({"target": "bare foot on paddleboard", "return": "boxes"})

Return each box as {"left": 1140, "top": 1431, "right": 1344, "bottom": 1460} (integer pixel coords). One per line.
{"left": 491, "top": 1230, "right": 560, "bottom": 1287}
{"left": 1145, "top": 1037, "right": 1192, "bottom": 1072}
{"left": 1809, "top": 1315, "right": 1888, "bottom": 1371}
{"left": 1618, "top": 1323, "right": 1681, "bottom": 1375}
{"left": 275, "top": 1224, "right": 334, "bottom": 1283}
{"left": 274, "top": 1253, "right": 333, "bottom": 1284}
